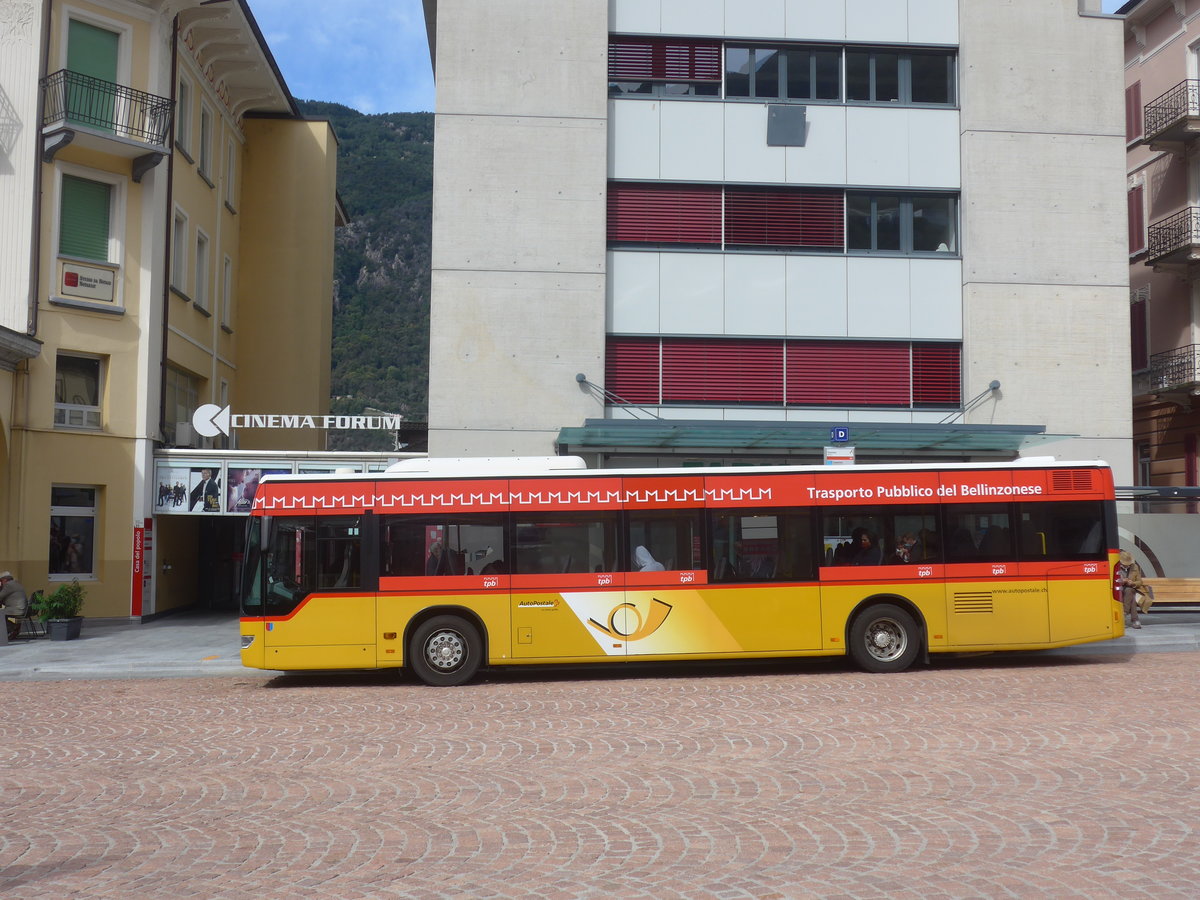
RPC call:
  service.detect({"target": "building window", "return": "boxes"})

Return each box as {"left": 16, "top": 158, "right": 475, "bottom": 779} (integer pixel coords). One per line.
{"left": 59, "top": 174, "right": 113, "bottom": 262}
{"left": 724, "top": 187, "right": 844, "bottom": 248}
{"left": 846, "top": 192, "right": 958, "bottom": 254}
{"left": 176, "top": 76, "right": 192, "bottom": 156}
{"left": 1128, "top": 185, "right": 1145, "bottom": 255}
{"left": 224, "top": 138, "right": 238, "bottom": 210}
{"left": 164, "top": 366, "right": 200, "bottom": 446}
{"left": 1137, "top": 443, "right": 1152, "bottom": 486}
{"left": 726, "top": 46, "right": 840, "bottom": 101}
{"left": 198, "top": 102, "right": 213, "bottom": 181}
{"left": 1125, "top": 82, "right": 1143, "bottom": 143}
{"left": 194, "top": 230, "right": 210, "bottom": 311}
{"left": 846, "top": 49, "right": 955, "bottom": 105}
{"left": 54, "top": 353, "right": 102, "bottom": 429}
{"left": 609, "top": 36, "right": 721, "bottom": 97}
{"left": 608, "top": 183, "right": 722, "bottom": 245}
{"left": 1130, "top": 294, "right": 1149, "bottom": 373}
{"left": 606, "top": 337, "right": 961, "bottom": 409}
{"left": 50, "top": 486, "right": 97, "bottom": 578}
{"left": 221, "top": 255, "right": 233, "bottom": 328}
{"left": 171, "top": 210, "right": 187, "bottom": 292}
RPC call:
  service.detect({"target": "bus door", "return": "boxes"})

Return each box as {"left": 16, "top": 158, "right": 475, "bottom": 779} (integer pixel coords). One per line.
{"left": 261, "top": 515, "right": 376, "bottom": 669}
{"left": 700, "top": 508, "right": 823, "bottom": 656}
{"left": 942, "top": 504, "right": 1047, "bottom": 647}
{"left": 1016, "top": 501, "right": 1112, "bottom": 643}
{"left": 509, "top": 512, "right": 624, "bottom": 661}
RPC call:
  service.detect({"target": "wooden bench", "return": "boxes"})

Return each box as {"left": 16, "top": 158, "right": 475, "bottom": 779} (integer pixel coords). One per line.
{"left": 1142, "top": 578, "right": 1200, "bottom": 609}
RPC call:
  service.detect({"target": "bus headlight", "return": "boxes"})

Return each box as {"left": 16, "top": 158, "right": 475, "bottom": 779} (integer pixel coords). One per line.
{"left": 240, "top": 634, "right": 255, "bottom": 650}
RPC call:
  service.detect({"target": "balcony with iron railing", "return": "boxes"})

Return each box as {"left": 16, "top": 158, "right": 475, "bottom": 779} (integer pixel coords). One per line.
{"left": 1146, "top": 207, "right": 1200, "bottom": 269}
{"left": 40, "top": 70, "right": 173, "bottom": 179}
{"left": 1135, "top": 344, "right": 1200, "bottom": 398}
{"left": 1143, "top": 79, "right": 1200, "bottom": 151}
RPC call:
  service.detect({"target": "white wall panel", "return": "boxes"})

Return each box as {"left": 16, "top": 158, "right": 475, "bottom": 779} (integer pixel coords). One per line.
{"left": 909, "top": 259, "right": 962, "bottom": 339}
{"left": 846, "top": 108, "right": 910, "bottom": 187}
{"left": 609, "top": 100, "right": 661, "bottom": 180}
{"left": 662, "top": 0, "right": 723, "bottom": 36}
{"left": 784, "top": 0, "right": 846, "bottom": 41}
{"left": 906, "top": 109, "right": 961, "bottom": 189}
{"left": 660, "top": 102, "right": 724, "bottom": 181}
{"left": 658, "top": 407, "right": 725, "bottom": 420}
{"left": 608, "top": 252, "right": 661, "bottom": 332}
{"left": 845, "top": 0, "right": 909, "bottom": 43}
{"left": 784, "top": 105, "right": 847, "bottom": 185}
{"left": 785, "top": 256, "right": 848, "bottom": 337}
{"left": 609, "top": 0, "right": 660, "bottom": 34}
{"left": 849, "top": 409, "right": 914, "bottom": 423}
{"left": 847, "top": 258, "right": 910, "bottom": 337}
{"left": 660, "top": 253, "right": 725, "bottom": 334}
{"left": 725, "top": 0, "right": 785, "bottom": 39}
{"left": 725, "top": 255, "right": 786, "bottom": 335}
{"left": 726, "top": 408, "right": 787, "bottom": 421}
{"left": 788, "top": 408, "right": 850, "bottom": 422}
{"left": 908, "top": 0, "right": 959, "bottom": 46}
{"left": 723, "top": 103, "right": 785, "bottom": 183}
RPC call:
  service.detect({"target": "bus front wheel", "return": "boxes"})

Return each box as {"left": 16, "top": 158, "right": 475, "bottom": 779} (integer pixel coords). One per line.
{"left": 848, "top": 603, "right": 921, "bottom": 673}
{"left": 409, "top": 615, "right": 483, "bottom": 686}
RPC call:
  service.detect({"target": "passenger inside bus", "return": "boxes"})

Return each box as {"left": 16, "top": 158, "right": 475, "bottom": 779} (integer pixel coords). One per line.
{"left": 634, "top": 546, "right": 665, "bottom": 571}
{"left": 844, "top": 528, "right": 883, "bottom": 565}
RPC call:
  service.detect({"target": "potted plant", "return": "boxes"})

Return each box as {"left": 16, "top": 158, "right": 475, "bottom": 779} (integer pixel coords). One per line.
{"left": 39, "top": 579, "right": 86, "bottom": 641}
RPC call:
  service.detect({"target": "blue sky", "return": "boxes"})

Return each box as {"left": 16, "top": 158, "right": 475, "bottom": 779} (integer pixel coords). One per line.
{"left": 248, "top": 0, "right": 435, "bottom": 113}
{"left": 247, "top": 0, "right": 1128, "bottom": 115}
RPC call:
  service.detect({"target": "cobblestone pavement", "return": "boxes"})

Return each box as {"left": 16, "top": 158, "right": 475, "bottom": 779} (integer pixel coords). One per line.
{"left": 3, "top": 650, "right": 1200, "bottom": 899}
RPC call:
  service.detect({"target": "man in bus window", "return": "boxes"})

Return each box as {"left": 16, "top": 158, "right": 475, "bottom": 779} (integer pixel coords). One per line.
{"left": 426, "top": 541, "right": 445, "bottom": 576}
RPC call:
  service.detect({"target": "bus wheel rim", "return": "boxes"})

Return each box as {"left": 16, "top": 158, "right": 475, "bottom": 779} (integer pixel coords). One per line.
{"left": 865, "top": 618, "right": 906, "bottom": 662}
{"left": 425, "top": 630, "right": 467, "bottom": 671}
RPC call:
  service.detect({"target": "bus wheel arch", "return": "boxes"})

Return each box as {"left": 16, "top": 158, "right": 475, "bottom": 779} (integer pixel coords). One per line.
{"left": 405, "top": 607, "right": 488, "bottom": 686}
{"left": 846, "top": 596, "right": 925, "bottom": 674}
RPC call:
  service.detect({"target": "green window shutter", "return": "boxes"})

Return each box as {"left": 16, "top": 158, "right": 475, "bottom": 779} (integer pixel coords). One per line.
{"left": 67, "top": 19, "right": 119, "bottom": 81}
{"left": 66, "top": 20, "right": 119, "bottom": 130}
{"left": 60, "top": 175, "right": 112, "bottom": 262}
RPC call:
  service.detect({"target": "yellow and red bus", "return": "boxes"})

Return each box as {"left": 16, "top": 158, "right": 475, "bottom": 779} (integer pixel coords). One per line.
{"left": 238, "top": 457, "right": 1123, "bottom": 685}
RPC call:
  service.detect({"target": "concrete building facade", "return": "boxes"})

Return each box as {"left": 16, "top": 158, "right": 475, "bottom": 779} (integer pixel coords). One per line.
{"left": 1, "top": 0, "right": 341, "bottom": 620}
{"left": 423, "top": 0, "right": 1132, "bottom": 478}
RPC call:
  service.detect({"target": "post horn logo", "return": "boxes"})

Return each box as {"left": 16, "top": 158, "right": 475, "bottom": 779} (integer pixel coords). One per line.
{"left": 588, "top": 597, "right": 673, "bottom": 642}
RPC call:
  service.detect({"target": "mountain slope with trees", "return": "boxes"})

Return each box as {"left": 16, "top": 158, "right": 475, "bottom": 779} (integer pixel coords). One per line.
{"left": 297, "top": 101, "right": 433, "bottom": 451}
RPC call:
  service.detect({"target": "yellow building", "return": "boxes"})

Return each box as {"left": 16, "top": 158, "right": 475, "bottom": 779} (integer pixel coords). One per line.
{"left": 0, "top": 0, "right": 343, "bottom": 620}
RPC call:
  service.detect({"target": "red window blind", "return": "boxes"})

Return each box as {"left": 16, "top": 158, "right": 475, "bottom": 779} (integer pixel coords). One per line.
{"left": 1128, "top": 185, "right": 1145, "bottom": 255}
{"left": 1125, "top": 82, "right": 1143, "bottom": 142}
{"left": 606, "top": 337, "right": 962, "bottom": 409}
{"left": 725, "top": 188, "right": 844, "bottom": 248}
{"left": 609, "top": 37, "right": 722, "bottom": 82}
{"left": 608, "top": 183, "right": 722, "bottom": 244}
{"left": 606, "top": 338, "right": 661, "bottom": 404}
{"left": 662, "top": 339, "right": 783, "bottom": 404}
{"left": 911, "top": 344, "right": 961, "bottom": 407}
{"left": 1130, "top": 298, "right": 1148, "bottom": 372}
{"left": 786, "top": 341, "right": 910, "bottom": 406}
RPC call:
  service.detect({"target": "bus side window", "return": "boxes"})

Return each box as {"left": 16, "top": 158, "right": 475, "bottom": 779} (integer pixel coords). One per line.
{"left": 512, "top": 513, "right": 616, "bottom": 574}
{"left": 709, "top": 510, "right": 815, "bottom": 582}
{"left": 626, "top": 510, "right": 702, "bottom": 572}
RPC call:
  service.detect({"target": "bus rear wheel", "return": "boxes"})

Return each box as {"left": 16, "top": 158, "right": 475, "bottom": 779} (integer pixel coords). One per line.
{"left": 409, "top": 615, "right": 483, "bottom": 686}
{"left": 848, "top": 603, "right": 921, "bottom": 673}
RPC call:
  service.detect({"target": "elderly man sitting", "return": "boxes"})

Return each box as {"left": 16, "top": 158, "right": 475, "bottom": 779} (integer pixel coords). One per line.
{"left": 1, "top": 571, "right": 29, "bottom": 641}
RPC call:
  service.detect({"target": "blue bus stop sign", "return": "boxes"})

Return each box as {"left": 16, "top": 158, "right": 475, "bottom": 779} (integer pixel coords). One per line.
{"left": 830, "top": 427, "right": 850, "bottom": 443}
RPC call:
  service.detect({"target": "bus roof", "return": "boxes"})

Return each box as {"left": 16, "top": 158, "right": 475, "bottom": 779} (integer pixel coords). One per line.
{"left": 256, "top": 456, "right": 1112, "bottom": 485}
